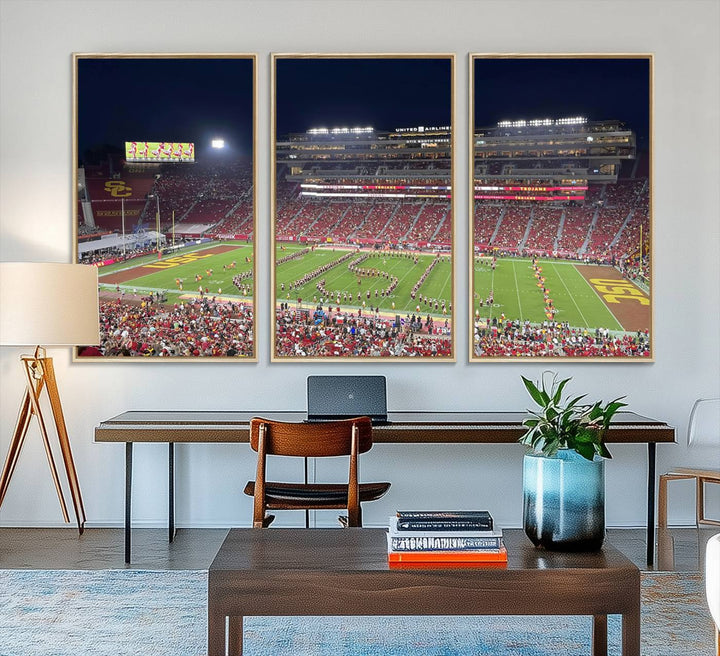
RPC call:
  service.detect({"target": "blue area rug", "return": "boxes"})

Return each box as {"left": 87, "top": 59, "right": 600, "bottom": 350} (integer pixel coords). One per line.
{"left": 0, "top": 569, "right": 714, "bottom": 656}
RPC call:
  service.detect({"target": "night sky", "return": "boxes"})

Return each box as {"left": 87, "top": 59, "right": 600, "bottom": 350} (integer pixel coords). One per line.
{"left": 275, "top": 57, "right": 452, "bottom": 136}
{"left": 77, "top": 56, "right": 649, "bottom": 161}
{"left": 473, "top": 57, "right": 651, "bottom": 149}
{"left": 76, "top": 57, "right": 254, "bottom": 163}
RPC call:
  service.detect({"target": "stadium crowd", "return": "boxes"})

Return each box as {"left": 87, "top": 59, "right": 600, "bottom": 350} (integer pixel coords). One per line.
{"left": 472, "top": 178, "right": 650, "bottom": 269}
{"left": 473, "top": 318, "right": 650, "bottom": 358}
{"left": 275, "top": 306, "right": 451, "bottom": 357}
{"left": 80, "top": 296, "right": 253, "bottom": 357}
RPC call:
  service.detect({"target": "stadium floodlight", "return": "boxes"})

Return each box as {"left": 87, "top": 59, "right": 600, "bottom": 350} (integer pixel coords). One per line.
{"left": 211, "top": 138, "right": 225, "bottom": 149}
{"left": 499, "top": 117, "right": 588, "bottom": 128}
{"left": 556, "top": 117, "right": 587, "bottom": 125}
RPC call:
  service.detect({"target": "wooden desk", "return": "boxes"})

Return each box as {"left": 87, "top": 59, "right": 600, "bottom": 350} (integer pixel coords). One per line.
{"left": 207, "top": 528, "right": 641, "bottom": 656}
{"left": 94, "top": 411, "right": 675, "bottom": 564}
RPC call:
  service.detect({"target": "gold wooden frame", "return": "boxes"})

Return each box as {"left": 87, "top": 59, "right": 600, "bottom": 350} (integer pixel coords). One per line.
{"left": 72, "top": 53, "right": 258, "bottom": 362}
{"left": 271, "top": 53, "right": 456, "bottom": 362}
{"left": 469, "top": 53, "right": 654, "bottom": 362}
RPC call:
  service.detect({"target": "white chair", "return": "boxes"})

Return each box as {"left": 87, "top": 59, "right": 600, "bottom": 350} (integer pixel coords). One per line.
{"left": 707, "top": 533, "right": 720, "bottom": 656}
{"left": 659, "top": 398, "right": 720, "bottom": 528}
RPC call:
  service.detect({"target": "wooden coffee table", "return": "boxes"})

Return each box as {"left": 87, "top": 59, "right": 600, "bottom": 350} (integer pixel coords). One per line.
{"left": 208, "top": 528, "right": 640, "bottom": 656}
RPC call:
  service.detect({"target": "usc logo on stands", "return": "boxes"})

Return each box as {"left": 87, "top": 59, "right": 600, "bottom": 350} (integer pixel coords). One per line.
{"left": 104, "top": 180, "right": 132, "bottom": 197}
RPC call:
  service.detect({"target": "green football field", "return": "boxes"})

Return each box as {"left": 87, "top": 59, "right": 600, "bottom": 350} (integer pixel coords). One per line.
{"left": 275, "top": 244, "right": 453, "bottom": 317}
{"left": 473, "top": 257, "right": 622, "bottom": 330}
{"left": 97, "top": 241, "right": 254, "bottom": 306}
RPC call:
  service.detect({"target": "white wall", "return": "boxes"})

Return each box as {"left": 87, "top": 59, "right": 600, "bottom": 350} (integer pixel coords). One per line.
{"left": 1, "top": 0, "right": 718, "bottom": 530}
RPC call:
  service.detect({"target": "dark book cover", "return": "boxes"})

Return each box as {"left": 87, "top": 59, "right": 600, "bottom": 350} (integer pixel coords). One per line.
{"left": 397, "top": 511, "right": 492, "bottom": 519}
{"left": 395, "top": 511, "right": 493, "bottom": 531}
{"left": 396, "top": 520, "right": 494, "bottom": 531}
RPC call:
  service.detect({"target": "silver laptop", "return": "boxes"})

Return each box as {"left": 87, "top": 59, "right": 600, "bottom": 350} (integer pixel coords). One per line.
{"left": 306, "top": 375, "right": 388, "bottom": 425}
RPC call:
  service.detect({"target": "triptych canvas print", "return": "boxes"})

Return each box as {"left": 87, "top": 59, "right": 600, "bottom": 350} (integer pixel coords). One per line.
{"left": 73, "top": 53, "right": 652, "bottom": 362}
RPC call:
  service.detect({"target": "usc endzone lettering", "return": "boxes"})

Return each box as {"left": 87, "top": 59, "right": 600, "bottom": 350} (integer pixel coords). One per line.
{"left": 589, "top": 278, "right": 649, "bottom": 306}
{"left": 145, "top": 253, "right": 213, "bottom": 270}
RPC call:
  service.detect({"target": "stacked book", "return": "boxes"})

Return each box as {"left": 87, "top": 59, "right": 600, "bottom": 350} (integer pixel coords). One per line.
{"left": 387, "top": 510, "right": 507, "bottom": 567}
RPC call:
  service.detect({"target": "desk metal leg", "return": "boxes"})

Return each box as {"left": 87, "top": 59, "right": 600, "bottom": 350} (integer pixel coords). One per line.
{"left": 647, "top": 442, "right": 656, "bottom": 566}
{"left": 125, "top": 442, "right": 132, "bottom": 564}
{"left": 169, "top": 443, "right": 175, "bottom": 542}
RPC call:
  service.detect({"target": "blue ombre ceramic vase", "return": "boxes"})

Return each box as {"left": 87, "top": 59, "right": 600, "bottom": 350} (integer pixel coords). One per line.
{"left": 522, "top": 448, "right": 606, "bottom": 551}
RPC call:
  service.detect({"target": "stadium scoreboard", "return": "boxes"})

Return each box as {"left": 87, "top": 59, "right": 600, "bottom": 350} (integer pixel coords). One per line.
{"left": 125, "top": 141, "right": 195, "bottom": 163}
{"left": 474, "top": 182, "right": 588, "bottom": 203}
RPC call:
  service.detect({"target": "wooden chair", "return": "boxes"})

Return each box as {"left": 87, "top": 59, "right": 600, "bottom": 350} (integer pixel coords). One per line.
{"left": 658, "top": 398, "right": 720, "bottom": 529}
{"left": 658, "top": 468, "right": 720, "bottom": 528}
{"left": 243, "top": 416, "right": 390, "bottom": 528}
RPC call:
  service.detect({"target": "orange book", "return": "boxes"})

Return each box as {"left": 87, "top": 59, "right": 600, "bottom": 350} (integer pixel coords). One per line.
{"left": 388, "top": 544, "right": 507, "bottom": 564}
{"left": 389, "top": 560, "right": 507, "bottom": 569}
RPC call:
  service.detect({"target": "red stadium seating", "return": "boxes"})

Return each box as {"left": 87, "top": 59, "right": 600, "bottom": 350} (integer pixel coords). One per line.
{"left": 525, "top": 209, "right": 562, "bottom": 253}
{"left": 473, "top": 205, "right": 503, "bottom": 249}
{"left": 404, "top": 203, "right": 450, "bottom": 245}
{"left": 491, "top": 207, "right": 531, "bottom": 252}
{"left": 556, "top": 207, "right": 595, "bottom": 254}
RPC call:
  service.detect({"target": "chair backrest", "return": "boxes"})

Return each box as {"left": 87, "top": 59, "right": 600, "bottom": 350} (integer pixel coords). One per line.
{"left": 249, "top": 416, "right": 374, "bottom": 458}
{"left": 688, "top": 398, "right": 720, "bottom": 447}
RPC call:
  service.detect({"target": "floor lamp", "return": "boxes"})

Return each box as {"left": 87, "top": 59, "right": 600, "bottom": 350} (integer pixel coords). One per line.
{"left": 0, "top": 262, "right": 100, "bottom": 533}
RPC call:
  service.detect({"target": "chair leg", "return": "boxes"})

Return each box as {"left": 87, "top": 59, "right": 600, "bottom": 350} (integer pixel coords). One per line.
{"left": 658, "top": 474, "right": 669, "bottom": 528}
{"left": 699, "top": 479, "right": 720, "bottom": 526}
{"left": 697, "top": 477, "right": 704, "bottom": 527}
{"left": 346, "top": 505, "right": 362, "bottom": 527}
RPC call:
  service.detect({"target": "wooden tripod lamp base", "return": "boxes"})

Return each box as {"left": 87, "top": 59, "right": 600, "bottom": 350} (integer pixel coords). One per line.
{"left": 0, "top": 349, "right": 87, "bottom": 533}
{"left": 0, "top": 262, "right": 99, "bottom": 533}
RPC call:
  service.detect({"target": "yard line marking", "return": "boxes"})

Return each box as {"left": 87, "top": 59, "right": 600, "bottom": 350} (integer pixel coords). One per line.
{"left": 554, "top": 263, "right": 591, "bottom": 327}
{"left": 432, "top": 260, "right": 452, "bottom": 303}
{"left": 416, "top": 271, "right": 451, "bottom": 310}
{"left": 571, "top": 267, "right": 624, "bottom": 331}
{"left": 512, "top": 261, "right": 523, "bottom": 321}
{"left": 487, "top": 265, "right": 496, "bottom": 320}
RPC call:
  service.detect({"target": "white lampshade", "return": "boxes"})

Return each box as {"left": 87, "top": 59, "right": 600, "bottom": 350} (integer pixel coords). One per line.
{"left": 0, "top": 262, "right": 100, "bottom": 346}
{"left": 687, "top": 398, "right": 720, "bottom": 448}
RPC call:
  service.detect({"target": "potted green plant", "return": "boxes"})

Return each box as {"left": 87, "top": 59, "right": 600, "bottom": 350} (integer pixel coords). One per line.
{"left": 519, "top": 372, "right": 627, "bottom": 551}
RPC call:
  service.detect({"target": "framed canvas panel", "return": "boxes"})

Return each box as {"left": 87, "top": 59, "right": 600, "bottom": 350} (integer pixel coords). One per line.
{"left": 73, "top": 54, "right": 257, "bottom": 360}
{"left": 272, "top": 54, "right": 455, "bottom": 361}
{"left": 470, "top": 54, "right": 653, "bottom": 361}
